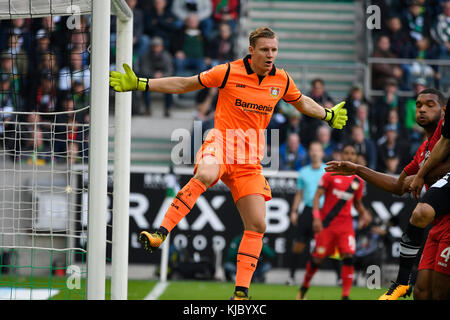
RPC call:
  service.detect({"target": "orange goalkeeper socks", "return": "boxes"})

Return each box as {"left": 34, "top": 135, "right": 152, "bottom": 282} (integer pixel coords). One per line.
{"left": 235, "top": 230, "right": 264, "bottom": 290}
{"left": 160, "top": 178, "right": 207, "bottom": 233}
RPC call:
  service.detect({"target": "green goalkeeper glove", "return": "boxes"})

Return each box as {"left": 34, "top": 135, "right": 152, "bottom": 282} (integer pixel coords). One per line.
{"left": 109, "top": 63, "right": 148, "bottom": 92}
{"left": 322, "top": 101, "right": 348, "bottom": 129}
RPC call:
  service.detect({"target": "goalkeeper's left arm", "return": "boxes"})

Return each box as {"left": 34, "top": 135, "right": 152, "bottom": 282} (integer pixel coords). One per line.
{"left": 292, "top": 95, "right": 348, "bottom": 129}
{"left": 109, "top": 63, "right": 204, "bottom": 94}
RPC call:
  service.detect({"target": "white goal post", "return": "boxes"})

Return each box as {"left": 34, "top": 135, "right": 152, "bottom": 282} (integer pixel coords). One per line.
{"left": 0, "top": 0, "right": 133, "bottom": 300}
{"left": 110, "top": 0, "right": 133, "bottom": 301}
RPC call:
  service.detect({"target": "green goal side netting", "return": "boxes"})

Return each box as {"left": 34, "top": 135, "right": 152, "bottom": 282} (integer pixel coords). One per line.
{"left": 0, "top": 0, "right": 133, "bottom": 300}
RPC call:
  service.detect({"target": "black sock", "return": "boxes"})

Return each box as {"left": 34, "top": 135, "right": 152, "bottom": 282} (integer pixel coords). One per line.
{"left": 157, "top": 226, "right": 169, "bottom": 236}
{"left": 289, "top": 252, "right": 299, "bottom": 278}
{"left": 300, "top": 285, "right": 308, "bottom": 295}
{"left": 396, "top": 223, "right": 425, "bottom": 285}
{"left": 235, "top": 286, "right": 248, "bottom": 296}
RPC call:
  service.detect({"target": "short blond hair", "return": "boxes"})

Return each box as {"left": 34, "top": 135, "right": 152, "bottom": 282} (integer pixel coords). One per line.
{"left": 249, "top": 26, "right": 277, "bottom": 47}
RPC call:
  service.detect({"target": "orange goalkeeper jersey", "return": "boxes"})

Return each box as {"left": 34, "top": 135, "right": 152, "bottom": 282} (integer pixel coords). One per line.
{"left": 198, "top": 55, "right": 302, "bottom": 164}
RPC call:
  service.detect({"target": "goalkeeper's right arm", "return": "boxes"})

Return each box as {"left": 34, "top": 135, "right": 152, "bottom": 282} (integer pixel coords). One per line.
{"left": 109, "top": 63, "right": 204, "bottom": 94}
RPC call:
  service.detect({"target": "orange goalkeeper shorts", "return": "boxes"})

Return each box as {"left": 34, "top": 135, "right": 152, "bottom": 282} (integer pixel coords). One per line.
{"left": 193, "top": 138, "right": 272, "bottom": 203}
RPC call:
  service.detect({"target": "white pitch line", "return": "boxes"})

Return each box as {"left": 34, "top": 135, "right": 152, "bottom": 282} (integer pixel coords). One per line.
{"left": 144, "top": 281, "right": 169, "bottom": 300}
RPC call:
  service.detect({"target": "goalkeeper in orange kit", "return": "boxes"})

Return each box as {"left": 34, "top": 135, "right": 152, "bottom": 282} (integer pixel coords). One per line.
{"left": 109, "top": 26, "right": 348, "bottom": 300}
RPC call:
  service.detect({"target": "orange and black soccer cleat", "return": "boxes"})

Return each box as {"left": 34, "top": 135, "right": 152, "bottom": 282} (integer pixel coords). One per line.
{"left": 230, "top": 291, "right": 249, "bottom": 300}
{"left": 138, "top": 230, "right": 167, "bottom": 253}
{"left": 378, "top": 282, "right": 412, "bottom": 300}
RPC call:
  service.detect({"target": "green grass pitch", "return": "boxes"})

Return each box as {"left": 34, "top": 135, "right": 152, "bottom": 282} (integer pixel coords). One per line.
{"left": 157, "top": 280, "right": 410, "bottom": 300}
{"left": 0, "top": 276, "right": 413, "bottom": 300}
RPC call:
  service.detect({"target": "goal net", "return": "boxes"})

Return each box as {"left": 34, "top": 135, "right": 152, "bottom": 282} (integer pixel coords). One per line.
{"left": 0, "top": 0, "right": 133, "bottom": 300}
{"left": 0, "top": 108, "right": 90, "bottom": 300}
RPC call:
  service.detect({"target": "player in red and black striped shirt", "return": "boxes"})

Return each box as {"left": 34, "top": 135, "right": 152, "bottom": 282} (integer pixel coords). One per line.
{"left": 326, "top": 89, "right": 450, "bottom": 300}
{"left": 408, "top": 97, "right": 450, "bottom": 300}
{"left": 297, "top": 144, "right": 372, "bottom": 300}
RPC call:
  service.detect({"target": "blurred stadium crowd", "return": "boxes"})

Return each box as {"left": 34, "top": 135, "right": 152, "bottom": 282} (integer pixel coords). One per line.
{"left": 269, "top": 0, "right": 450, "bottom": 173}
{"left": 0, "top": 0, "right": 449, "bottom": 171}
{"left": 0, "top": 0, "right": 239, "bottom": 164}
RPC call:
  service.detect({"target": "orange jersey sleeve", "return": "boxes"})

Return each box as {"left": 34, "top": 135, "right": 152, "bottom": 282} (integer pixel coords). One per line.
{"left": 282, "top": 71, "right": 302, "bottom": 103}
{"left": 198, "top": 63, "right": 230, "bottom": 88}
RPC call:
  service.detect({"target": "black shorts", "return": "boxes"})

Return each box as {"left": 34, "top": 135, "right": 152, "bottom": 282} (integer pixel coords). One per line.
{"left": 419, "top": 172, "right": 450, "bottom": 217}
{"left": 293, "top": 206, "right": 314, "bottom": 243}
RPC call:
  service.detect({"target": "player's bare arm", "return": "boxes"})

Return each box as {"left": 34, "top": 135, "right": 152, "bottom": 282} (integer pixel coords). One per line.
{"left": 291, "top": 97, "right": 347, "bottom": 129}
{"left": 353, "top": 197, "right": 371, "bottom": 229}
{"left": 325, "top": 160, "right": 358, "bottom": 176}
{"left": 291, "top": 96, "right": 328, "bottom": 121}
{"left": 312, "top": 187, "right": 325, "bottom": 234}
{"left": 325, "top": 161, "right": 407, "bottom": 196}
{"left": 290, "top": 190, "right": 303, "bottom": 226}
{"left": 410, "top": 135, "right": 450, "bottom": 199}
{"left": 403, "top": 156, "right": 450, "bottom": 193}
{"left": 109, "top": 63, "right": 203, "bottom": 94}
{"left": 423, "top": 156, "right": 450, "bottom": 185}
{"left": 143, "top": 75, "right": 204, "bottom": 94}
